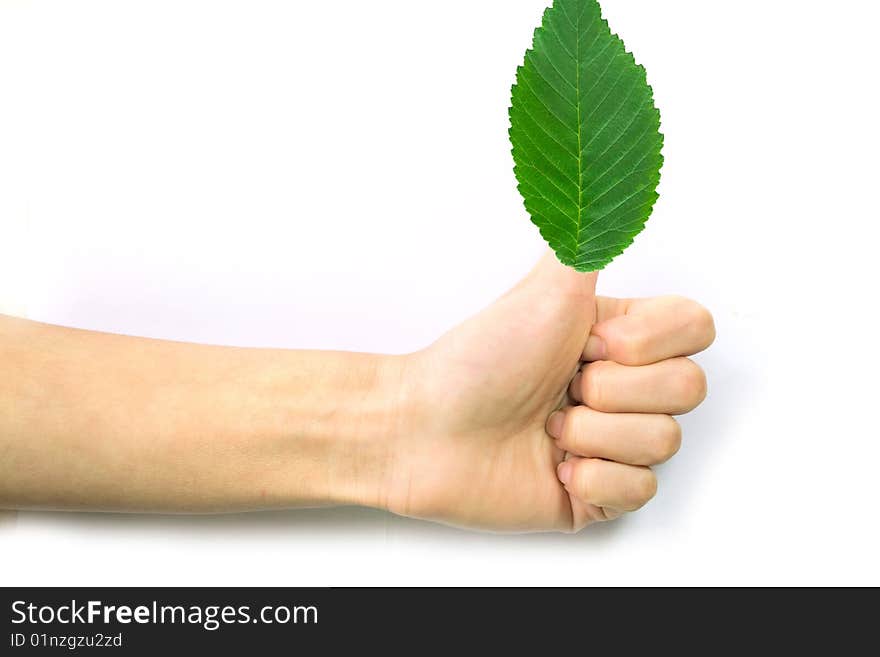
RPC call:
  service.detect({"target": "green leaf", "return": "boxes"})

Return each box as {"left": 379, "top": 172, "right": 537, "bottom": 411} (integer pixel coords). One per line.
{"left": 509, "top": 0, "right": 663, "bottom": 272}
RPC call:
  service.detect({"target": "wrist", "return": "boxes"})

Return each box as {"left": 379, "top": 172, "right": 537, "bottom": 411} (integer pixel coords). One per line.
{"left": 270, "top": 350, "right": 415, "bottom": 512}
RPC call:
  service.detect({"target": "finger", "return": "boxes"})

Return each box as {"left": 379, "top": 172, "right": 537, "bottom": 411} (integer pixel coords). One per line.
{"left": 527, "top": 249, "right": 598, "bottom": 301}
{"left": 568, "top": 496, "right": 624, "bottom": 530}
{"left": 546, "top": 406, "right": 681, "bottom": 466}
{"left": 584, "top": 296, "right": 715, "bottom": 365}
{"left": 557, "top": 457, "right": 657, "bottom": 512}
{"left": 570, "top": 357, "right": 707, "bottom": 414}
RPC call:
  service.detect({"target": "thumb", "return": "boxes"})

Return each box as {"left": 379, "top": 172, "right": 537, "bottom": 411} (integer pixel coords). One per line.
{"left": 527, "top": 249, "right": 599, "bottom": 300}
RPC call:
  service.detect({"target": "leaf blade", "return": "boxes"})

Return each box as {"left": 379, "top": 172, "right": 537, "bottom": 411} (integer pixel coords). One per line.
{"left": 510, "top": 0, "right": 663, "bottom": 272}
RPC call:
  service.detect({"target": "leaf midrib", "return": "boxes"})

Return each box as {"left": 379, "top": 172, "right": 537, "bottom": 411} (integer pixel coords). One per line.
{"left": 574, "top": 7, "right": 584, "bottom": 252}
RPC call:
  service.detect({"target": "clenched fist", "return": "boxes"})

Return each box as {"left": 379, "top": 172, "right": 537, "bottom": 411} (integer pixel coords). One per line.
{"left": 382, "top": 252, "right": 715, "bottom": 532}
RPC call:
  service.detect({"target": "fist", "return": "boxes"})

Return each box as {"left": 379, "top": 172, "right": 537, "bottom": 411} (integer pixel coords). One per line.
{"left": 547, "top": 295, "right": 716, "bottom": 525}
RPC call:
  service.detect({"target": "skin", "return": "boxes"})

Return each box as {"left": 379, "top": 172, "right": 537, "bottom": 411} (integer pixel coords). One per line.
{"left": 0, "top": 252, "right": 714, "bottom": 533}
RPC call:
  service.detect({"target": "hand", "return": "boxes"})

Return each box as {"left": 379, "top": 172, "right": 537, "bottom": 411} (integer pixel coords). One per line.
{"left": 384, "top": 252, "right": 715, "bottom": 532}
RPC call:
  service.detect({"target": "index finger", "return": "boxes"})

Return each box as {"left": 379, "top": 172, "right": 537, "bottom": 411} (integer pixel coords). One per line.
{"left": 584, "top": 295, "right": 716, "bottom": 365}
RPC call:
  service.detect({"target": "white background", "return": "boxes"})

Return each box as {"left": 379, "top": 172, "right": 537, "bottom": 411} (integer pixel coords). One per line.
{"left": 1, "top": 0, "right": 879, "bottom": 585}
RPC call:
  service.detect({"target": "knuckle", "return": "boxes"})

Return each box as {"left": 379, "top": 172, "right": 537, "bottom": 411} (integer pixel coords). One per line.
{"left": 581, "top": 361, "right": 609, "bottom": 409}
{"left": 619, "top": 321, "right": 654, "bottom": 364}
{"left": 678, "top": 298, "right": 716, "bottom": 349}
{"left": 663, "top": 294, "right": 691, "bottom": 306}
{"left": 632, "top": 469, "right": 658, "bottom": 507}
{"left": 690, "top": 305, "right": 716, "bottom": 347}
{"left": 651, "top": 416, "right": 682, "bottom": 463}
{"left": 676, "top": 359, "right": 708, "bottom": 409}
{"left": 563, "top": 406, "right": 590, "bottom": 444}
{"left": 608, "top": 317, "right": 653, "bottom": 365}
{"left": 569, "top": 461, "right": 592, "bottom": 500}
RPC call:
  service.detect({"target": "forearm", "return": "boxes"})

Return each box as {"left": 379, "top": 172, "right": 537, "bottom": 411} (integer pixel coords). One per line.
{"left": 0, "top": 314, "right": 406, "bottom": 513}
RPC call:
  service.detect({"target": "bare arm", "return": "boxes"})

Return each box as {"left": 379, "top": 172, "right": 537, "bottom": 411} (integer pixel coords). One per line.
{"left": 0, "top": 313, "right": 404, "bottom": 512}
